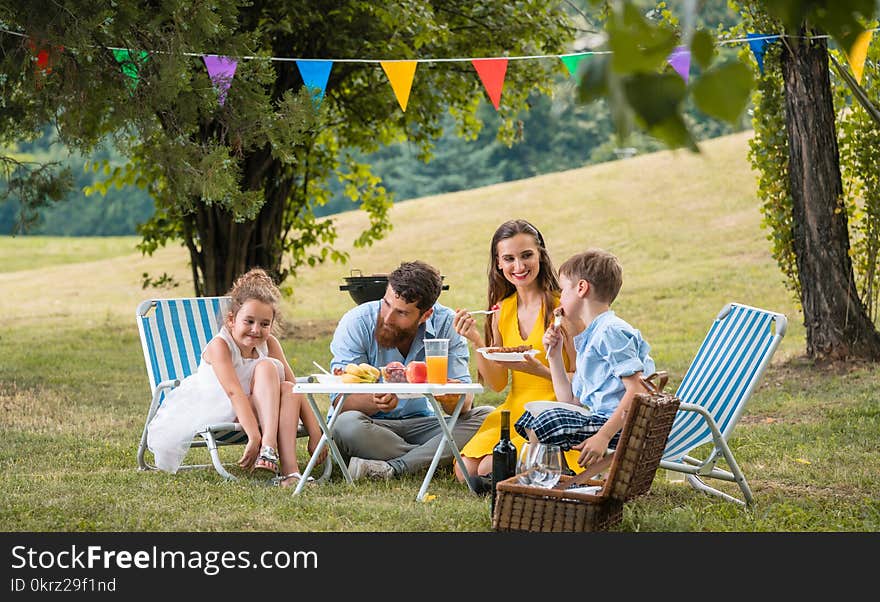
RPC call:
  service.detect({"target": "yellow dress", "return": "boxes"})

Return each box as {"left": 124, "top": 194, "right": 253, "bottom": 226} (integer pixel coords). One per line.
{"left": 461, "top": 293, "right": 581, "bottom": 472}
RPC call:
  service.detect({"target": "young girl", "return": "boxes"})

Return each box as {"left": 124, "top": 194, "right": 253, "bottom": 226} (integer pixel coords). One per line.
{"left": 146, "top": 268, "right": 326, "bottom": 487}
{"left": 452, "top": 219, "right": 578, "bottom": 492}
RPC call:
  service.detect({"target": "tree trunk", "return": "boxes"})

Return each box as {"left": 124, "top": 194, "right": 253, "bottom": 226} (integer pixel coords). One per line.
{"left": 781, "top": 31, "right": 880, "bottom": 361}
{"left": 183, "top": 145, "right": 289, "bottom": 296}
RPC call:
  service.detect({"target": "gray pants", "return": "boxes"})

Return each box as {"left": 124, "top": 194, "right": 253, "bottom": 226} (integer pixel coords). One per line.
{"left": 332, "top": 405, "right": 493, "bottom": 476}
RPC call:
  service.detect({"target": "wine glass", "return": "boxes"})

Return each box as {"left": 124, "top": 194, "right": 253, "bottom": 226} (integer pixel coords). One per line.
{"left": 529, "top": 443, "right": 563, "bottom": 488}
{"left": 516, "top": 442, "right": 538, "bottom": 485}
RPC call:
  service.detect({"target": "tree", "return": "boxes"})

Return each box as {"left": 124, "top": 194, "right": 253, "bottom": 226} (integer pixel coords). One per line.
{"left": 566, "top": 0, "right": 879, "bottom": 361}
{"left": 734, "top": 2, "right": 880, "bottom": 361}
{"left": 1, "top": 0, "right": 571, "bottom": 295}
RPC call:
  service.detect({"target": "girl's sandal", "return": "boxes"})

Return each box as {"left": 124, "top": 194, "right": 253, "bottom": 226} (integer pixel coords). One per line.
{"left": 254, "top": 445, "right": 280, "bottom": 475}
{"left": 272, "top": 472, "right": 316, "bottom": 488}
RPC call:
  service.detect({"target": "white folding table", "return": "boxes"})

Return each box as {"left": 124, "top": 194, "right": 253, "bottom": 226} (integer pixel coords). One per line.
{"left": 292, "top": 380, "right": 484, "bottom": 500}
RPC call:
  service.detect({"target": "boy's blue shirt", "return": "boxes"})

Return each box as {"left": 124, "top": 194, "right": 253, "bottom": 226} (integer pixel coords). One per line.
{"left": 571, "top": 310, "right": 655, "bottom": 418}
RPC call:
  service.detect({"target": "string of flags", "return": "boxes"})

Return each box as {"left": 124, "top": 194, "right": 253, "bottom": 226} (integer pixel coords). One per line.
{"left": 8, "top": 26, "right": 876, "bottom": 111}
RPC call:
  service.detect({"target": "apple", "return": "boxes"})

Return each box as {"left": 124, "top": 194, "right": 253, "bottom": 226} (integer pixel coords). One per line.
{"left": 382, "top": 360, "right": 407, "bottom": 383}
{"left": 405, "top": 361, "right": 428, "bottom": 384}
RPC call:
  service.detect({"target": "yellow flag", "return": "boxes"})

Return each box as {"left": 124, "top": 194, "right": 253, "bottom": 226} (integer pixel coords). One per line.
{"left": 380, "top": 61, "right": 417, "bottom": 112}
{"left": 847, "top": 30, "right": 873, "bottom": 84}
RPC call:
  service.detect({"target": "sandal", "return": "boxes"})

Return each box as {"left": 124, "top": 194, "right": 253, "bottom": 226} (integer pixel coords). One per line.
{"left": 272, "top": 472, "right": 316, "bottom": 488}
{"left": 254, "top": 445, "right": 280, "bottom": 475}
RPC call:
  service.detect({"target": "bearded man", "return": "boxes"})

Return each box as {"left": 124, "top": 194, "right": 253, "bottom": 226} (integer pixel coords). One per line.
{"left": 329, "top": 260, "right": 491, "bottom": 481}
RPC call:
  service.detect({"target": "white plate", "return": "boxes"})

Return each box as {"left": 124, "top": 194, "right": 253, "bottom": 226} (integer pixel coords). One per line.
{"left": 477, "top": 347, "right": 539, "bottom": 362}
{"left": 524, "top": 400, "right": 592, "bottom": 418}
{"left": 308, "top": 373, "right": 342, "bottom": 384}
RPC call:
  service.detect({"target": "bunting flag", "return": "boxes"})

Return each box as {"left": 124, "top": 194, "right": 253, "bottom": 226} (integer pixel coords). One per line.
{"left": 846, "top": 29, "right": 873, "bottom": 84}
{"left": 471, "top": 58, "right": 508, "bottom": 110}
{"left": 560, "top": 54, "right": 590, "bottom": 78}
{"left": 667, "top": 45, "right": 691, "bottom": 83}
{"left": 27, "top": 39, "right": 63, "bottom": 86}
{"left": 112, "top": 49, "right": 149, "bottom": 90}
{"left": 380, "top": 61, "right": 417, "bottom": 112}
{"left": 203, "top": 54, "right": 238, "bottom": 105}
{"left": 295, "top": 60, "right": 333, "bottom": 104}
{"left": 746, "top": 33, "right": 779, "bottom": 75}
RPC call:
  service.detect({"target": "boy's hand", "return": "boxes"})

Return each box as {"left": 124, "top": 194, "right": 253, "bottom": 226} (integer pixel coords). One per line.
{"left": 573, "top": 432, "right": 611, "bottom": 468}
{"left": 543, "top": 324, "right": 563, "bottom": 357}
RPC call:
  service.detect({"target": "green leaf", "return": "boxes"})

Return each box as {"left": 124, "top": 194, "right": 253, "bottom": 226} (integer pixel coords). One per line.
{"left": 690, "top": 30, "right": 715, "bottom": 70}
{"left": 576, "top": 53, "right": 610, "bottom": 104}
{"left": 608, "top": 3, "right": 678, "bottom": 74}
{"left": 692, "top": 61, "right": 754, "bottom": 124}
{"left": 622, "top": 72, "right": 686, "bottom": 127}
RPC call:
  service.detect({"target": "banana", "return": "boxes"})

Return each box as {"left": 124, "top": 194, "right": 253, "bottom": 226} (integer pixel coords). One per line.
{"left": 358, "top": 363, "right": 381, "bottom": 381}
{"left": 343, "top": 363, "right": 380, "bottom": 383}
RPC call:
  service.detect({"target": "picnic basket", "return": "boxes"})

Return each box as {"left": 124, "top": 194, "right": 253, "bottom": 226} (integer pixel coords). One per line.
{"left": 492, "top": 373, "right": 680, "bottom": 532}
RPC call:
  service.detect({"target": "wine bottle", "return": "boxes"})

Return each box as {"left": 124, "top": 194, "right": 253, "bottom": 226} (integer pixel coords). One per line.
{"left": 490, "top": 410, "right": 517, "bottom": 516}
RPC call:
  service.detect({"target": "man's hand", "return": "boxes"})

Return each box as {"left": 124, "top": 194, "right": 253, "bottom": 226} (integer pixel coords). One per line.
{"left": 373, "top": 392, "right": 399, "bottom": 413}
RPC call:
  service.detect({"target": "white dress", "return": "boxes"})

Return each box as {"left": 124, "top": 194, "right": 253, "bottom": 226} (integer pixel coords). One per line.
{"left": 146, "top": 326, "right": 285, "bottom": 473}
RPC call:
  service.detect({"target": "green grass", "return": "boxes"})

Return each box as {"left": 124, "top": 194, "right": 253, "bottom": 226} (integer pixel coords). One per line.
{"left": 1, "top": 131, "right": 877, "bottom": 532}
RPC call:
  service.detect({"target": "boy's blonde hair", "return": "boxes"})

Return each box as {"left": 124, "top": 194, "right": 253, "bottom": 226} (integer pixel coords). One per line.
{"left": 559, "top": 248, "right": 623, "bottom": 304}
{"left": 226, "top": 267, "right": 281, "bottom": 327}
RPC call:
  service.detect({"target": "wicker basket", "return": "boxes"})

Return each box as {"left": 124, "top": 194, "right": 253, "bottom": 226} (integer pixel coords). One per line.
{"left": 492, "top": 380, "right": 680, "bottom": 533}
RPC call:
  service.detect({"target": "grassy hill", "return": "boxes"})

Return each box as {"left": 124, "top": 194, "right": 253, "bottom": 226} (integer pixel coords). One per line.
{"left": 1, "top": 131, "right": 877, "bottom": 532}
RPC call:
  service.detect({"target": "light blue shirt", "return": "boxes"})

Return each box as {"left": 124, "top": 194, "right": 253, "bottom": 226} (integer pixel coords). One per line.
{"left": 329, "top": 300, "right": 472, "bottom": 419}
{"left": 571, "top": 310, "right": 655, "bottom": 419}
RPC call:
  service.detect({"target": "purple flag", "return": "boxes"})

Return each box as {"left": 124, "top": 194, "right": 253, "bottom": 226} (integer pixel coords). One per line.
{"left": 667, "top": 45, "right": 691, "bottom": 83}
{"left": 203, "top": 54, "right": 238, "bottom": 105}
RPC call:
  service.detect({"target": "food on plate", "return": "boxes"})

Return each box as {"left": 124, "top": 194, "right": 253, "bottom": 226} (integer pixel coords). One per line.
{"left": 342, "top": 362, "right": 381, "bottom": 383}
{"left": 381, "top": 361, "right": 407, "bottom": 383}
{"left": 553, "top": 307, "right": 564, "bottom": 328}
{"left": 405, "top": 360, "right": 428, "bottom": 384}
{"left": 484, "top": 344, "right": 534, "bottom": 354}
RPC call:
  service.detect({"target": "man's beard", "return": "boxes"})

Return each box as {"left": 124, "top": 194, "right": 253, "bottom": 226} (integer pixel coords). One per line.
{"left": 375, "top": 312, "right": 419, "bottom": 348}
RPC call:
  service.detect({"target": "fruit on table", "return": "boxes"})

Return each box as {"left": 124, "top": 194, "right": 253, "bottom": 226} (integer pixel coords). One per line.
{"left": 405, "top": 361, "right": 428, "bottom": 384}
{"left": 382, "top": 361, "right": 407, "bottom": 383}
{"left": 342, "top": 363, "right": 381, "bottom": 383}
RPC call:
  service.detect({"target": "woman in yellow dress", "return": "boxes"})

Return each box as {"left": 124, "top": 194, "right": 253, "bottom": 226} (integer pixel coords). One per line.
{"left": 453, "top": 219, "right": 579, "bottom": 493}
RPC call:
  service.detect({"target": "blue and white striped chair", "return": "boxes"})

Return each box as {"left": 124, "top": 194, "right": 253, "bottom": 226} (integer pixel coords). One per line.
{"left": 135, "top": 297, "right": 330, "bottom": 481}
{"left": 660, "top": 302, "right": 787, "bottom": 506}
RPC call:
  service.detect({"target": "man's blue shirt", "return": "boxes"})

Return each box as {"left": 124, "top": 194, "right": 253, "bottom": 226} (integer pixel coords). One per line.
{"left": 329, "top": 300, "right": 472, "bottom": 418}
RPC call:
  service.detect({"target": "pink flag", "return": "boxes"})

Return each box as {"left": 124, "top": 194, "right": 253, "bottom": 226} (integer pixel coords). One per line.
{"left": 472, "top": 58, "right": 508, "bottom": 110}
{"left": 203, "top": 55, "right": 238, "bottom": 105}
{"left": 667, "top": 46, "right": 691, "bottom": 83}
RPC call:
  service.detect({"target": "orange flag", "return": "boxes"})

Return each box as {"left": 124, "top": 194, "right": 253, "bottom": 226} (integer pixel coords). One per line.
{"left": 380, "top": 61, "right": 417, "bottom": 112}
{"left": 847, "top": 30, "right": 873, "bottom": 84}
{"left": 471, "top": 58, "right": 508, "bottom": 110}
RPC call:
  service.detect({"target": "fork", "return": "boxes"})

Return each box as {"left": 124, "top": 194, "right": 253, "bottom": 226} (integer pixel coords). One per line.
{"left": 467, "top": 309, "right": 500, "bottom": 315}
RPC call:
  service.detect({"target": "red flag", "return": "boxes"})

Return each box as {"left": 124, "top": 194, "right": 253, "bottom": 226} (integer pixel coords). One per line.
{"left": 471, "top": 58, "right": 508, "bottom": 110}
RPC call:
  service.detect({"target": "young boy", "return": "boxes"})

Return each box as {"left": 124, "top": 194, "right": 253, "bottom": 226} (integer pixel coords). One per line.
{"left": 513, "top": 248, "right": 655, "bottom": 472}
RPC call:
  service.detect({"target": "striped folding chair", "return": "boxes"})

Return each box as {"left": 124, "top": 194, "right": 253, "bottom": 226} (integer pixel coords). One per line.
{"left": 135, "top": 297, "right": 330, "bottom": 481}
{"left": 660, "top": 302, "right": 787, "bottom": 506}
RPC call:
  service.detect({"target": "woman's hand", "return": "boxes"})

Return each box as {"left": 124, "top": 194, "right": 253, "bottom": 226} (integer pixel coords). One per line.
{"left": 507, "top": 353, "right": 548, "bottom": 377}
{"left": 453, "top": 309, "right": 482, "bottom": 346}
{"left": 238, "top": 435, "right": 262, "bottom": 471}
